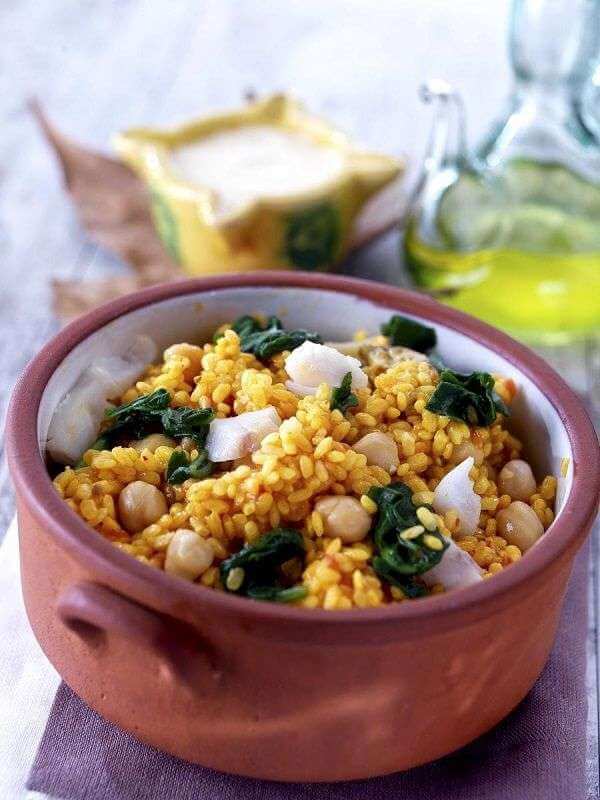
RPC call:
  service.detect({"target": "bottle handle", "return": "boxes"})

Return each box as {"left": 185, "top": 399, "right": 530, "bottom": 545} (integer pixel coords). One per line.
{"left": 419, "top": 79, "right": 469, "bottom": 173}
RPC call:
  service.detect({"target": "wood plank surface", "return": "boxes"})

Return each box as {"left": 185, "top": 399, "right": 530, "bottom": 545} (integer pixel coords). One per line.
{"left": 0, "top": 1, "right": 598, "bottom": 795}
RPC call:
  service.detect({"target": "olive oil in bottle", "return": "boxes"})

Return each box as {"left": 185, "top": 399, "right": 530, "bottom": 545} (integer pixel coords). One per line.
{"left": 404, "top": 0, "right": 600, "bottom": 344}
{"left": 406, "top": 161, "right": 600, "bottom": 343}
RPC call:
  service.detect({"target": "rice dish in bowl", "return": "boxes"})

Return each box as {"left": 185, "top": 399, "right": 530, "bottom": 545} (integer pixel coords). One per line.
{"left": 49, "top": 310, "right": 556, "bottom": 610}
{"left": 9, "top": 274, "right": 598, "bottom": 781}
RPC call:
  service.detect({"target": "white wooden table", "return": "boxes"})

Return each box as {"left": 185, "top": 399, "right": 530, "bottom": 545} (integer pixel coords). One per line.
{"left": 0, "top": 1, "right": 598, "bottom": 796}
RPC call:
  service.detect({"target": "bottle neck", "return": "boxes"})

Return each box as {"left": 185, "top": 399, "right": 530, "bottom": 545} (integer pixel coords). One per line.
{"left": 513, "top": 75, "right": 582, "bottom": 115}
{"left": 511, "top": 74, "right": 600, "bottom": 147}
{"left": 509, "top": 0, "right": 599, "bottom": 89}
{"left": 477, "top": 0, "right": 600, "bottom": 171}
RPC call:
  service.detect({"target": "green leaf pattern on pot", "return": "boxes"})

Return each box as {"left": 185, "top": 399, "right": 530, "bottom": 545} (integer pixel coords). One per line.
{"left": 150, "top": 187, "right": 180, "bottom": 263}
{"left": 284, "top": 203, "right": 340, "bottom": 270}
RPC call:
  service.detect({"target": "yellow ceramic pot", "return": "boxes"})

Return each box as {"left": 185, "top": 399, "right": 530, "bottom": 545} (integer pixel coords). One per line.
{"left": 114, "top": 94, "right": 403, "bottom": 275}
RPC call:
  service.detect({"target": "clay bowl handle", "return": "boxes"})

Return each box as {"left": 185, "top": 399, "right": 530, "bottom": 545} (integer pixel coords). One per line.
{"left": 57, "top": 581, "right": 213, "bottom": 689}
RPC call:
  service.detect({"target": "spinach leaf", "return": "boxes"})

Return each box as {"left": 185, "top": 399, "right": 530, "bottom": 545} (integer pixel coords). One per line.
{"left": 101, "top": 389, "right": 215, "bottom": 444}
{"left": 166, "top": 450, "right": 189, "bottom": 483}
{"left": 371, "top": 558, "right": 428, "bottom": 598}
{"left": 330, "top": 372, "right": 358, "bottom": 415}
{"left": 105, "top": 388, "right": 171, "bottom": 422}
{"left": 220, "top": 528, "right": 307, "bottom": 603}
{"left": 161, "top": 406, "right": 214, "bottom": 446}
{"left": 166, "top": 449, "right": 214, "bottom": 484}
{"left": 381, "top": 315, "right": 437, "bottom": 352}
{"left": 160, "top": 408, "right": 214, "bottom": 480}
{"left": 368, "top": 483, "right": 448, "bottom": 596}
{"left": 229, "top": 315, "right": 322, "bottom": 360}
{"left": 77, "top": 387, "right": 217, "bottom": 478}
{"left": 101, "top": 388, "right": 172, "bottom": 441}
{"left": 231, "top": 314, "right": 267, "bottom": 339}
{"left": 243, "top": 585, "right": 308, "bottom": 603}
{"left": 78, "top": 391, "right": 182, "bottom": 465}
{"left": 426, "top": 369, "right": 509, "bottom": 426}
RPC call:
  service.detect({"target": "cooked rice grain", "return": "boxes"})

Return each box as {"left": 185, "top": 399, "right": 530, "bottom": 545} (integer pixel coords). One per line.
{"left": 53, "top": 328, "right": 556, "bottom": 609}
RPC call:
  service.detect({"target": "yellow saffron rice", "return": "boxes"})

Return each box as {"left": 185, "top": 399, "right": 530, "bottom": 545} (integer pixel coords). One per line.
{"left": 53, "top": 329, "right": 557, "bottom": 610}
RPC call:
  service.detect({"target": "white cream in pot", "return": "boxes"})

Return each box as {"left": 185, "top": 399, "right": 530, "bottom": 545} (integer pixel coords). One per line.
{"left": 169, "top": 124, "right": 345, "bottom": 218}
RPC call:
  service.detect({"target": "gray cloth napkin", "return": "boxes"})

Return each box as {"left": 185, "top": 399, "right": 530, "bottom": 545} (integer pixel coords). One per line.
{"left": 28, "top": 544, "right": 589, "bottom": 800}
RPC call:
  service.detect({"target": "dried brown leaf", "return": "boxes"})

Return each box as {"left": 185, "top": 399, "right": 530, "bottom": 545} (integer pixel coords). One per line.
{"left": 32, "top": 101, "right": 184, "bottom": 321}
{"left": 52, "top": 268, "right": 183, "bottom": 322}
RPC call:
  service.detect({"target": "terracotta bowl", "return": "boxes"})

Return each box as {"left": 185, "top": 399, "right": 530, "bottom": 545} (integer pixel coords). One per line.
{"left": 7, "top": 273, "right": 600, "bottom": 782}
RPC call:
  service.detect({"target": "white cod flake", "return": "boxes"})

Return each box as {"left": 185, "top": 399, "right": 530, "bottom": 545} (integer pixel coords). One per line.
{"left": 421, "top": 536, "right": 483, "bottom": 590}
{"left": 284, "top": 341, "right": 368, "bottom": 396}
{"left": 46, "top": 335, "right": 158, "bottom": 465}
{"left": 206, "top": 406, "right": 281, "bottom": 462}
{"left": 432, "top": 456, "right": 481, "bottom": 537}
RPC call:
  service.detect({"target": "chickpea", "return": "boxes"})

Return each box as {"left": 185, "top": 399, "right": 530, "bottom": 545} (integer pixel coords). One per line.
{"left": 498, "top": 459, "right": 537, "bottom": 501}
{"left": 165, "top": 529, "right": 214, "bottom": 581}
{"left": 353, "top": 431, "right": 400, "bottom": 472}
{"left": 450, "top": 441, "right": 484, "bottom": 466}
{"left": 314, "top": 495, "right": 372, "bottom": 543}
{"left": 118, "top": 481, "right": 168, "bottom": 533}
{"left": 130, "top": 433, "right": 176, "bottom": 453}
{"left": 163, "top": 343, "right": 203, "bottom": 383}
{"left": 496, "top": 501, "right": 544, "bottom": 552}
